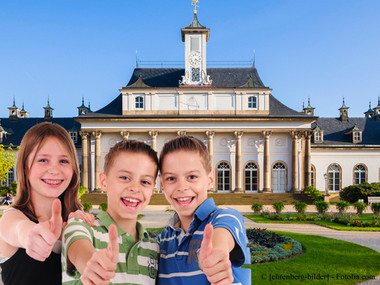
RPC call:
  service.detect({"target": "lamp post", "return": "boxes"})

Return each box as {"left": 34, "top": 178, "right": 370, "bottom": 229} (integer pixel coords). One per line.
{"left": 324, "top": 173, "right": 330, "bottom": 197}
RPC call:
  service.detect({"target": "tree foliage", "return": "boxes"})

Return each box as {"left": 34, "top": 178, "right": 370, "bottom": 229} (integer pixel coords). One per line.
{"left": 0, "top": 144, "right": 16, "bottom": 182}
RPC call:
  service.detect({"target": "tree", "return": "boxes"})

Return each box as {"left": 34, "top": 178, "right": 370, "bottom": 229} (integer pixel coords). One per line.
{"left": 0, "top": 144, "right": 16, "bottom": 183}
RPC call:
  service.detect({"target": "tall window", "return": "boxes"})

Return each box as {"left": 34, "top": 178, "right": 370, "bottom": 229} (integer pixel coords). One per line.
{"left": 135, "top": 96, "right": 144, "bottom": 109}
{"left": 311, "top": 164, "right": 316, "bottom": 187}
{"left": 1, "top": 167, "right": 14, "bottom": 187}
{"left": 245, "top": 162, "right": 258, "bottom": 192}
{"left": 272, "top": 162, "right": 286, "bottom": 192}
{"left": 315, "top": 132, "right": 322, "bottom": 142}
{"left": 248, "top": 96, "right": 257, "bottom": 109}
{"left": 354, "top": 164, "right": 366, "bottom": 185}
{"left": 217, "top": 162, "right": 230, "bottom": 192}
{"left": 328, "top": 164, "right": 340, "bottom": 191}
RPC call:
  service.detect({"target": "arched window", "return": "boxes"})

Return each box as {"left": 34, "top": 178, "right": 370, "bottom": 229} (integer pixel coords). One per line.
{"left": 328, "top": 164, "right": 340, "bottom": 191}
{"left": 216, "top": 162, "right": 230, "bottom": 192}
{"left": 135, "top": 96, "right": 144, "bottom": 109}
{"left": 272, "top": 162, "right": 286, "bottom": 193}
{"left": 311, "top": 164, "right": 316, "bottom": 187}
{"left": 354, "top": 164, "right": 366, "bottom": 185}
{"left": 248, "top": 96, "right": 257, "bottom": 109}
{"left": 245, "top": 162, "right": 258, "bottom": 192}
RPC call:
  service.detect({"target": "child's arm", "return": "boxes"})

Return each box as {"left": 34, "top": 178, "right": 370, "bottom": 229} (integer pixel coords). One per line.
{"left": 198, "top": 224, "right": 235, "bottom": 285}
{"left": 67, "top": 224, "right": 119, "bottom": 285}
{"left": 0, "top": 199, "right": 62, "bottom": 261}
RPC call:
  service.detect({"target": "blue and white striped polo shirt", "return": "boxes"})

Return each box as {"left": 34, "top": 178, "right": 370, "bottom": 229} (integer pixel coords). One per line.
{"left": 158, "top": 198, "right": 251, "bottom": 285}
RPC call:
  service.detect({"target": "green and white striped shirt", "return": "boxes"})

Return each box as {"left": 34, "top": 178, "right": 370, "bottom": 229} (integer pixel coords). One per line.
{"left": 62, "top": 211, "right": 159, "bottom": 285}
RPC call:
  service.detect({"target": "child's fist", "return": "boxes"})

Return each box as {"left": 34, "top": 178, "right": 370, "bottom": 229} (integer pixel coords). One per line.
{"left": 25, "top": 199, "right": 62, "bottom": 261}
{"left": 80, "top": 224, "right": 119, "bottom": 285}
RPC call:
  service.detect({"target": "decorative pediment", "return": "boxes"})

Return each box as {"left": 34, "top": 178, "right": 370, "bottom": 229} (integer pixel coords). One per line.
{"left": 239, "top": 75, "right": 260, "bottom": 88}
{"left": 127, "top": 76, "right": 151, "bottom": 88}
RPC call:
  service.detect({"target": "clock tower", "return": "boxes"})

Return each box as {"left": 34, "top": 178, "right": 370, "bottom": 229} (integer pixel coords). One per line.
{"left": 180, "top": 1, "right": 211, "bottom": 86}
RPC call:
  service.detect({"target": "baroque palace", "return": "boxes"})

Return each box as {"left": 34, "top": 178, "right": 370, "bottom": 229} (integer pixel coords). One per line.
{"left": 1, "top": 9, "right": 380, "bottom": 195}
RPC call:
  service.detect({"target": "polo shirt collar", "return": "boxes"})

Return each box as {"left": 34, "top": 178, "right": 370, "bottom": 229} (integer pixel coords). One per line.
{"left": 193, "top": 198, "right": 217, "bottom": 222}
{"left": 169, "top": 198, "right": 217, "bottom": 232}
{"left": 97, "top": 210, "right": 149, "bottom": 241}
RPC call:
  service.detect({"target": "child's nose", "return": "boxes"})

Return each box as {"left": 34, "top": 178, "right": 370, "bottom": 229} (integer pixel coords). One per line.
{"left": 177, "top": 179, "right": 189, "bottom": 191}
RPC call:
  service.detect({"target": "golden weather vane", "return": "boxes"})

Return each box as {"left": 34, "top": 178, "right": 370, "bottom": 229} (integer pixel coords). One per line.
{"left": 192, "top": 0, "right": 199, "bottom": 14}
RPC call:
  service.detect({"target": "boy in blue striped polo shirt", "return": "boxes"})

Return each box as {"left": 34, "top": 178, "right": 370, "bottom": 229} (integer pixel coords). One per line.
{"left": 158, "top": 136, "right": 251, "bottom": 285}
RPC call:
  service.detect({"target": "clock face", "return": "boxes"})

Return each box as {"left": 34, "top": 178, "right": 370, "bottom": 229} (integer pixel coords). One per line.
{"left": 189, "top": 52, "right": 201, "bottom": 66}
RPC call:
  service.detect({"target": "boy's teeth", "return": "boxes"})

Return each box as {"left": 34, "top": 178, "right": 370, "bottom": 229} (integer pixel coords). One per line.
{"left": 122, "top": 198, "right": 140, "bottom": 208}
{"left": 176, "top": 197, "right": 193, "bottom": 206}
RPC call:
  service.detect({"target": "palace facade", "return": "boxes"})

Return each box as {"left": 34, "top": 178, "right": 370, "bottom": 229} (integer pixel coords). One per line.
{"left": 1, "top": 11, "right": 380, "bottom": 194}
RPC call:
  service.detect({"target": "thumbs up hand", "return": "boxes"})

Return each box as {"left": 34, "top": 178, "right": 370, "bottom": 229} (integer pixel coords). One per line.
{"left": 198, "top": 224, "right": 234, "bottom": 285}
{"left": 25, "top": 199, "right": 63, "bottom": 261}
{"left": 80, "top": 224, "right": 119, "bottom": 285}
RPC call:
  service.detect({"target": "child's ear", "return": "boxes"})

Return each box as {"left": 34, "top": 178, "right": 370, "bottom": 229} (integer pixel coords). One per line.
{"left": 99, "top": 173, "right": 107, "bottom": 192}
{"left": 207, "top": 170, "right": 214, "bottom": 189}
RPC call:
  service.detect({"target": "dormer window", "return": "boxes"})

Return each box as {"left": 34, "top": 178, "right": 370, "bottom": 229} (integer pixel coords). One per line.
{"left": 353, "top": 131, "right": 362, "bottom": 143}
{"left": 70, "top": 131, "right": 78, "bottom": 143}
{"left": 248, "top": 96, "right": 257, "bottom": 109}
{"left": 135, "top": 96, "right": 144, "bottom": 109}
{"left": 314, "top": 131, "right": 323, "bottom": 143}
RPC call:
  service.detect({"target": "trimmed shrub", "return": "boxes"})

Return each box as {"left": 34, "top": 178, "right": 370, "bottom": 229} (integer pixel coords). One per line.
{"left": 315, "top": 201, "right": 329, "bottom": 214}
{"left": 304, "top": 186, "right": 323, "bottom": 202}
{"left": 251, "top": 203, "right": 263, "bottom": 213}
{"left": 353, "top": 202, "right": 367, "bottom": 214}
{"left": 273, "top": 201, "right": 285, "bottom": 214}
{"left": 83, "top": 202, "right": 93, "bottom": 212}
{"left": 335, "top": 201, "right": 350, "bottom": 214}
{"left": 294, "top": 202, "right": 307, "bottom": 214}
{"left": 371, "top": 203, "right": 380, "bottom": 215}
{"left": 99, "top": 202, "right": 108, "bottom": 211}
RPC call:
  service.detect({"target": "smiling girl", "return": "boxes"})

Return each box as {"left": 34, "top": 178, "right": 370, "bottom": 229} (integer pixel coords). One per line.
{"left": 0, "top": 122, "right": 82, "bottom": 285}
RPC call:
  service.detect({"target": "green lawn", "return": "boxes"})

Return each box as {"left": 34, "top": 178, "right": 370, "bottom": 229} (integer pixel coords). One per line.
{"left": 245, "top": 214, "right": 380, "bottom": 231}
{"left": 245, "top": 231, "right": 380, "bottom": 285}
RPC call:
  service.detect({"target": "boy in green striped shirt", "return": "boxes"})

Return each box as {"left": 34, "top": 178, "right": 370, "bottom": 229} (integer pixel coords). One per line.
{"left": 62, "top": 140, "right": 159, "bottom": 284}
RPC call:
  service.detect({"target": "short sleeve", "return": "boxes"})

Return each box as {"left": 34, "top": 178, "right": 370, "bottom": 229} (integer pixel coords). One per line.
{"left": 210, "top": 208, "right": 250, "bottom": 266}
{"left": 62, "top": 218, "right": 93, "bottom": 278}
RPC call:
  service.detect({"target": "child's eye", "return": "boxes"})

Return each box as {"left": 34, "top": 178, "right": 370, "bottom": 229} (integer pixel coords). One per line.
{"left": 165, "top": 177, "right": 175, "bottom": 182}
{"left": 120, "top": 176, "right": 130, "bottom": 181}
{"left": 142, "top": 180, "right": 152, "bottom": 185}
{"left": 38, "top": 159, "right": 47, "bottom": 163}
{"left": 188, "top": 175, "right": 197, "bottom": 180}
{"left": 60, "top": 159, "right": 70, "bottom": 164}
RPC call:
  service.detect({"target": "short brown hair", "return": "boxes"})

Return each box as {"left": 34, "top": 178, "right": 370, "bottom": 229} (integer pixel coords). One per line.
{"left": 104, "top": 140, "right": 158, "bottom": 178}
{"left": 159, "top": 135, "right": 211, "bottom": 173}
{"left": 13, "top": 122, "right": 82, "bottom": 221}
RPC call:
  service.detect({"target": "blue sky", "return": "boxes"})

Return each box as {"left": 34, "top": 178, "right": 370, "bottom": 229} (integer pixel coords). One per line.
{"left": 1, "top": 0, "right": 380, "bottom": 118}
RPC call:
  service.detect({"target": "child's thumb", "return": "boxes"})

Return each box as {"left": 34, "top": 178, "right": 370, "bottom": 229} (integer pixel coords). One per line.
{"left": 200, "top": 224, "right": 214, "bottom": 259}
{"left": 107, "top": 224, "right": 119, "bottom": 263}
{"left": 50, "top": 199, "right": 62, "bottom": 237}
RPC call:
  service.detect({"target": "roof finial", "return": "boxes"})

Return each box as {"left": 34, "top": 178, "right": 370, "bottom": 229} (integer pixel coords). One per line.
{"left": 378, "top": 95, "right": 380, "bottom": 106}
{"left": 192, "top": 0, "right": 199, "bottom": 14}
{"left": 302, "top": 101, "right": 305, "bottom": 109}
{"left": 369, "top": 101, "right": 371, "bottom": 109}
{"left": 135, "top": 50, "right": 139, "bottom": 68}
{"left": 82, "top": 97, "right": 85, "bottom": 105}
{"left": 252, "top": 49, "right": 256, "bottom": 68}
{"left": 13, "top": 97, "right": 16, "bottom": 106}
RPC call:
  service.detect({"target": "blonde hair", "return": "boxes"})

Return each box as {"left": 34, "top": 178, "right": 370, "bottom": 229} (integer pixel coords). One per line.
{"left": 12, "top": 122, "right": 82, "bottom": 221}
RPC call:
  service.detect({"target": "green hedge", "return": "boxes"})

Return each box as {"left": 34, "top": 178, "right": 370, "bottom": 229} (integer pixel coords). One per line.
{"left": 340, "top": 182, "right": 380, "bottom": 203}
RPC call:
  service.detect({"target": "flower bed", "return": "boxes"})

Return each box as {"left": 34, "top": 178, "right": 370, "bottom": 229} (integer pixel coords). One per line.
{"left": 246, "top": 228, "right": 303, "bottom": 264}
